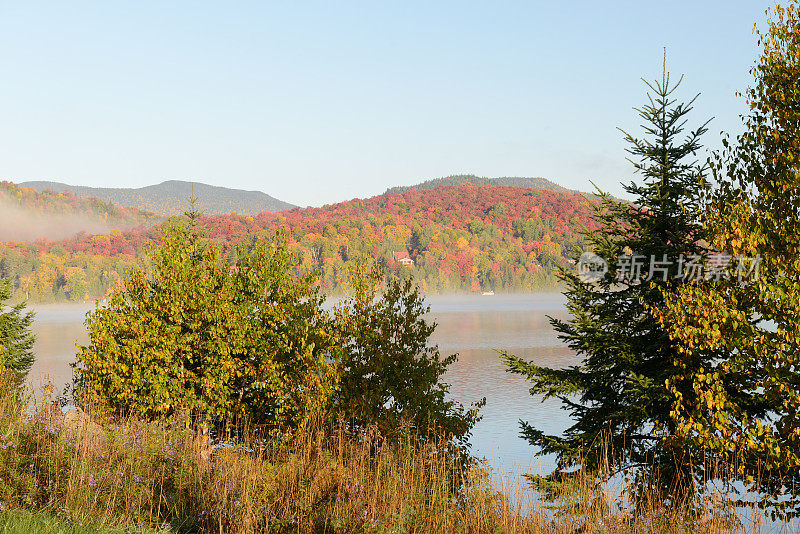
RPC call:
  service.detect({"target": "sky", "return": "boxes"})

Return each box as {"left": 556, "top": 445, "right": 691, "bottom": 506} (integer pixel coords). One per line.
{"left": 0, "top": 1, "right": 774, "bottom": 207}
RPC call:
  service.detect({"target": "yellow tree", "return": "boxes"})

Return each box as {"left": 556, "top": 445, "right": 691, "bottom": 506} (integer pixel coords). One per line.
{"left": 75, "top": 213, "right": 337, "bottom": 437}
{"left": 656, "top": 1, "right": 800, "bottom": 518}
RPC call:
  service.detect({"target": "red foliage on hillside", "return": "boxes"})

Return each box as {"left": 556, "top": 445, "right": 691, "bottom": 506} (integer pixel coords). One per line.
{"left": 1, "top": 184, "right": 600, "bottom": 301}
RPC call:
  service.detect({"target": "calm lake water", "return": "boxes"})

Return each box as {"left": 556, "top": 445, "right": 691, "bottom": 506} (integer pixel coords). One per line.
{"left": 28, "top": 302, "right": 94, "bottom": 394}
{"left": 27, "top": 294, "right": 575, "bottom": 477}
{"left": 427, "top": 294, "right": 574, "bottom": 476}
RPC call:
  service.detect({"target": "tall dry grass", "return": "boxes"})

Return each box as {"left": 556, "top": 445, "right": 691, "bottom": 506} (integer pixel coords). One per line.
{"left": 0, "top": 375, "right": 789, "bottom": 533}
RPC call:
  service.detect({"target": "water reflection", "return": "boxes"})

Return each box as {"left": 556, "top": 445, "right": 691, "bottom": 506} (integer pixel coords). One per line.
{"left": 27, "top": 303, "right": 93, "bottom": 393}
{"left": 426, "top": 294, "right": 577, "bottom": 476}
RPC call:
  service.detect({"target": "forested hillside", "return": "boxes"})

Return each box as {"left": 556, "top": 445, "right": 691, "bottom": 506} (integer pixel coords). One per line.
{"left": 238, "top": 184, "right": 597, "bottom": 292}
{"left": 386, "top": 174, "right": 574, "bottom": 194}
{"left": 19, "top": 180, "right": 295, "bottom": 216}
{"left": 0, "top": 181, "right": 158, "bottom": 242}
{"left": 0, "top": 183, "right": 597, "bottom": 301}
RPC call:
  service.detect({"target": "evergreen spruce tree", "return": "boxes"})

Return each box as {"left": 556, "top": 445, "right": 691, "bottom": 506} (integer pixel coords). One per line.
{"left": 502, "top": 65, "right": 728, "bottom": 500}
{"left": 0, "top": 278, "right": 36, "bottom": 380}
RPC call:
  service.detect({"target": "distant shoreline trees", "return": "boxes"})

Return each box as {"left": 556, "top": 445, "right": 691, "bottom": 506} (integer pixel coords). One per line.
{"left": 0, "top": 183, "right": 598, "bottom": 303}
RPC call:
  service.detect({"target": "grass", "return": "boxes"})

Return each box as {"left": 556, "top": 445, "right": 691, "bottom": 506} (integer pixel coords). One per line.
{"left": 0, "top": 375, "right": 791, "bottom": 533}
{"left": 0, "top": 509, "right": 159, "bottom": 533}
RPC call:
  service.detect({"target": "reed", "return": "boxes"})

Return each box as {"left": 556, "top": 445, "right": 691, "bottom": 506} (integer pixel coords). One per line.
{"left": 0, "top": 376, "right": 788, "bottom": 533}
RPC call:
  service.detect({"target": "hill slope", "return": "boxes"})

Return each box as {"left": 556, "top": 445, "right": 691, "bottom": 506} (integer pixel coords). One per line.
{"left": 386, "top": 174, "right": 576, "bottom": 195}
{"left": 0, "top": 181, "right": 158, "bottom": 242}
{"left": 1, "top": 183, "right": 599, "bottom": 301}
{"left": 19, "top": 180, "right": 295, "bottom": 216}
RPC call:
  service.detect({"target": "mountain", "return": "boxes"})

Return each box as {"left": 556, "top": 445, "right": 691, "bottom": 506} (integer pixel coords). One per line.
{"left": 386, "top": 174, "right": 577, "bottom": 195}
{"left": 18, "top": 180, "right": 295, "bottom": 216}
{"left": 1, "top": 183, "right": 599, "bottom": 302}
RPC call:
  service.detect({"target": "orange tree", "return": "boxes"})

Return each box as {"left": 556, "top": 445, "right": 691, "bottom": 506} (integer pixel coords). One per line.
{"left": 655, "top": 1, "right": 800, "bottom": 518}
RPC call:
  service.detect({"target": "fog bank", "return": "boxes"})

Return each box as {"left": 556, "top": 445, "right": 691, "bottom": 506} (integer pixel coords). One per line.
{"left": 0, "top": 201, "right": 111, "bottom": 242}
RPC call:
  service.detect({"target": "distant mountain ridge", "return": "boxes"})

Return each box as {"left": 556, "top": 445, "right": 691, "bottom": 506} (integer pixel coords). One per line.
{"left": 19, "top": 180, "right": 295, "bottom": 216}
{"left": 386, "top": 174, "right": 575, "bottom": 195}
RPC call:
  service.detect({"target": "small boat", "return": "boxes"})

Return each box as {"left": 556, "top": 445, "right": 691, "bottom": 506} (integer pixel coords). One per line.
{"left": 481, "top": 291, "right": 495, "bottom": 296}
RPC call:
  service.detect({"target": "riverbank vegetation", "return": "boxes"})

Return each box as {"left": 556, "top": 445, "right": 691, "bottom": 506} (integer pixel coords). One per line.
{"left": 0, "top": 374, "right": 779, "bottom": 533}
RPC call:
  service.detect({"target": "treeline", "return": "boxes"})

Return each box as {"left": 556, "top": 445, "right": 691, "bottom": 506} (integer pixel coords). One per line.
{"left": 385, "top": 174, "right": 571, "bottom": 194}
{"left": 0, "top": 229, "right": 155, "bottom": 302}
{"left": 1, "top": 184, "right": 599, "bottom": 302}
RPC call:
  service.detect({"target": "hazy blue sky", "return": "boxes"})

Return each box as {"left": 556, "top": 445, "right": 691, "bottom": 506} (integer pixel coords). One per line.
{"left": 0, "top": 1, "right": 773, "bottom": 207}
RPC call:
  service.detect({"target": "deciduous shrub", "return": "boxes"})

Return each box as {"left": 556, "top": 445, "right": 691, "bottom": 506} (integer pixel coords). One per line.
{"left": 74, "top": 214, "right": 336, "bottom": 437}
{"left": 332, "top": 265, "right": 483, "bottom": 447}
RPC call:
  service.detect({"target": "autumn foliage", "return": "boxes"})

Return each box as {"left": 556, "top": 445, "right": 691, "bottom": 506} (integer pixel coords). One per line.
{"left": 654, "top": 1, "right": 800, "bottom": 518}
{"left": 1, "top": 183, "right": 599, "bottom": 302}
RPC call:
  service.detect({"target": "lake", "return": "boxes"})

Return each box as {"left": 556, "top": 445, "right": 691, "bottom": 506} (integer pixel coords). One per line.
{"left": 27, "top": 294, "right": 575, "bottom": 478}
{"left": 427, "top": 294, "right": 575, "bottom": 476}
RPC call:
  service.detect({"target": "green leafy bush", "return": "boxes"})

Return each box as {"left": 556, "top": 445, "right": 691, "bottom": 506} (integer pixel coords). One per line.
{"left": 74, "top": 215, "right": 336, "bottom": 436}
{"left": 332, "top": 266, "right": 483, "bottom": 447}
